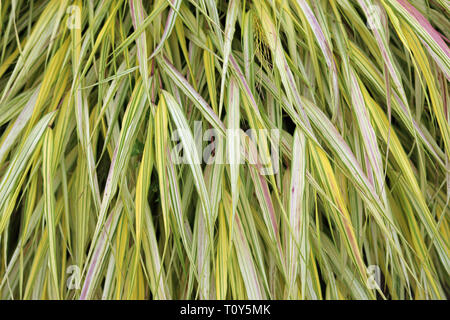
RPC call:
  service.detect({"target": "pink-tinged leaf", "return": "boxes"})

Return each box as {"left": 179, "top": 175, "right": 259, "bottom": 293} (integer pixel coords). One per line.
{"left": 240, "top": 131, "right": 280, "bottom": 251}
{"left": 358, "top": 0, "right": 408, "bottom": 107}
{"left": 295, "top": 0, "right": 340, "bottom": 122}
{"left": 391, "top": 0, "right": 450, "bottom": 79}
{"left": 80, "top": 204, "right": 121, "bottom": 299}
{"left": 349, "top": 69, "right": 384, "bottom": 193}
{"left": 149, "top": 0, "right": 182, "bottom": 59}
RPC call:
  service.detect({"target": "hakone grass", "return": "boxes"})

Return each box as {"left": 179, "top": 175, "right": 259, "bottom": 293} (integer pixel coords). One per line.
{"left": 0, "top": 0, "right": 449, "bottom": 299}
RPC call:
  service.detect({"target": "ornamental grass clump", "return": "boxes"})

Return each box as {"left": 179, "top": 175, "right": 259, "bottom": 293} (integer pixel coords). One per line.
{"left": 0, "top": 0, "right": 449, "bottom": 300}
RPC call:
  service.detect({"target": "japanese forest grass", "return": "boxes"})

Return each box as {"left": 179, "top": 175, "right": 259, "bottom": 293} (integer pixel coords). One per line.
{"left": 0, "top": 0, "right": 449, "bottom": 299}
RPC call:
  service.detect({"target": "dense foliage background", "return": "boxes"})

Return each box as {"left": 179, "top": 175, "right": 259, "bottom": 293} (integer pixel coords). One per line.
{"left": 0, "top": 0, "right": 449, "bottom": 299}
